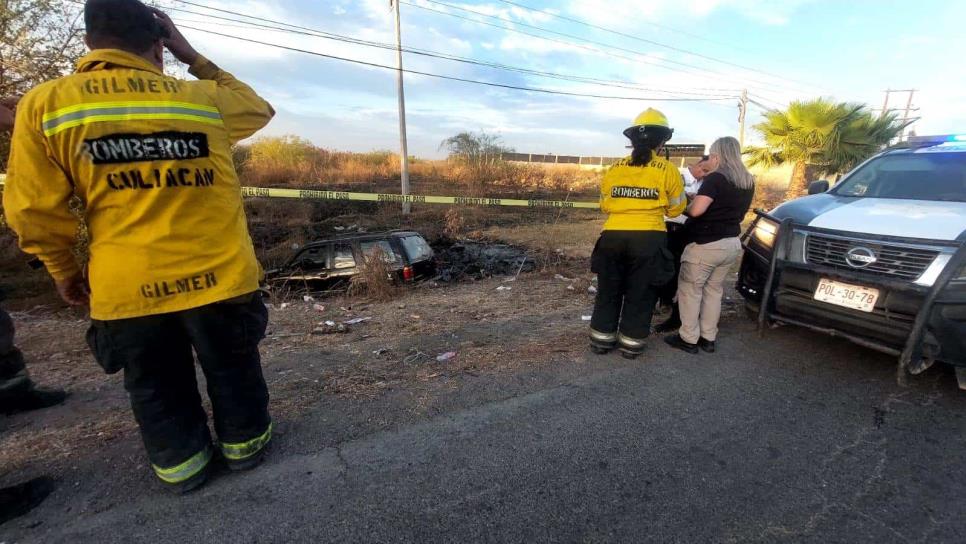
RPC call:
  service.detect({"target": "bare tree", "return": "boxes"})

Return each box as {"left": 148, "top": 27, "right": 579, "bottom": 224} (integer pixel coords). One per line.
{"left": 1, "top": 0, "right": 85, "bottom": 96}
{"left": 1, "top": 0, "right": 85, "bottom": 169}
{"left": 439, "top": 131, "right": 513, "bottom": 165}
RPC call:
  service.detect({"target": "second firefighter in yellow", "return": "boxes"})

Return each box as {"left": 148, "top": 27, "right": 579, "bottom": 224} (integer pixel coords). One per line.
{"left": 589, "top": 108, "right": 686, "bottom": 358}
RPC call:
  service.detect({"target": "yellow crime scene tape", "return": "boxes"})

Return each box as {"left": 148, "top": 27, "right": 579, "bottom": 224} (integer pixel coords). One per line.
{"left": 0, "top": 175, "right": 601, "bottom": 209}
{"left": 240, "top": 186, "right": 600, "bottom": 209}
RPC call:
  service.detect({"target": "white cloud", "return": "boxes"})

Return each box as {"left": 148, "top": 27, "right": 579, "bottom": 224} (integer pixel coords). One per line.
{"left": 164, "top": 0, "right": 817, "bottom": 158}
{"left": 429, "top": 28, "right": 473, "bottom": 51}
{"left": 567, "top": 0, "right": 815, "bottom": 28}
{"left": 497, "top": 34, "right": 588, "bottom": 55}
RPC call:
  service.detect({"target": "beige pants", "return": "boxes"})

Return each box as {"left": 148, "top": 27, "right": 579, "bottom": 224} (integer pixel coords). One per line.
{"left": 677, "top": 237, "right": 742, "bottom": 344}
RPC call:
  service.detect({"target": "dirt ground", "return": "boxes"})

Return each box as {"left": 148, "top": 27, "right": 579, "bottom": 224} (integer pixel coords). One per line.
{"left": 11, "top": 215, "right": 965, "bottom": 544}
{"left": 1, "top": 216, "right": 667, "bottom": 481}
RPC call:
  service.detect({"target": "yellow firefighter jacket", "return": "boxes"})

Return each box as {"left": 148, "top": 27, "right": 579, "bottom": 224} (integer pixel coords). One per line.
{"left": 4, "top": 49, "right": 274, "bottom": 320}
{"left": 600, "top": 155, "right": 686, "bottom": 231}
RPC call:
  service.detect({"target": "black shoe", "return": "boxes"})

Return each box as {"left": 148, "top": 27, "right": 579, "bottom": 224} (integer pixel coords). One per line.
{"left": 698, "top": 338, "right": 716, "bottom": 353}
{"left": 664, "top": 334, "right": 699, "bottom": 354}
{"left": 0, "top": 477, "right": 55, "bottom": 525}
{"left": 1, "top": 388, "right": 68, "bottom": 415}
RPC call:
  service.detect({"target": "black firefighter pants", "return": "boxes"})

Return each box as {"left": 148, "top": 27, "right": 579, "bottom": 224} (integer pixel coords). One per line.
{"left": 590, "top": 230, "right": 672, "bottom": 352}
{"left": 87, "top": 293, "right": 271, "bottom": 484}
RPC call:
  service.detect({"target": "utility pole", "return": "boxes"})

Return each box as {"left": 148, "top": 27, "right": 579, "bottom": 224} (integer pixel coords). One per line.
{"left": 391, "top": 0, "right": 411, "bottom": 214}
{"left": 738, "top": 89, "right": 748, "bottom": 147}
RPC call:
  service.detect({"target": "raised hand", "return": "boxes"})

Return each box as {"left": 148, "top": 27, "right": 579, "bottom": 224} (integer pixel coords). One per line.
{"left": 151, "top": 8, "right": 199, "bottom": 66}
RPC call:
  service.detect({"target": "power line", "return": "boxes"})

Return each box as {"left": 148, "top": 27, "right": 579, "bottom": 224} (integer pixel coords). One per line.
{"left": 170, "top": 0, "right": 784, "bottom": 100}
{"left": 159, "top": 1, "right": 738, "bottom": 98}
{"left": 399, "top": 0, "right": 743, "bottom": 92}
{"left": 166, "top": 14, "right": 735, "bottom": 97}
{"left": 748, "top": 93, "right": 785, "bottom": 109}
{"left": 493, "top": 0, "right": 826, "bottom": 92}
{"left": 746, "top": 99, "right": 772, "bottom": 110}
{"left": 406, "top": 0, "right": 806, "bottom": 96}
{"left": 176, "top": 25, "right": 739, "bottom": 103}
{"left": 495, "top": 0, "right": 748, "bottom": 54}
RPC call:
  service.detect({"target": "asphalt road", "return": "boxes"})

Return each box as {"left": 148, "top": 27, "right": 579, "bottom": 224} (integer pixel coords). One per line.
{"left": 6, "top": 317, "right": 966, "bottom": 543}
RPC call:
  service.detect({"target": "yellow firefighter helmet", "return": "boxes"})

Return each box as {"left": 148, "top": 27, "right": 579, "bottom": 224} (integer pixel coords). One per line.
{"left": 631, "top": 108, "right": 670, "bottom": 128}
{"left": 623, "top": 107, "right": 674, "bottom": 142}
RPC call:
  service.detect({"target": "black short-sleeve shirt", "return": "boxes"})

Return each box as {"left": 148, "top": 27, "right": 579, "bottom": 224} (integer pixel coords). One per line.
{"left": 686, "top": 172, "right": 755, "bottom": 244}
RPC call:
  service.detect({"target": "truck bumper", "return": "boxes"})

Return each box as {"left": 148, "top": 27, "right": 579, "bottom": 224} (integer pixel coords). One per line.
{"left": 738, "top": 248, "right": 966, "bottom": 367}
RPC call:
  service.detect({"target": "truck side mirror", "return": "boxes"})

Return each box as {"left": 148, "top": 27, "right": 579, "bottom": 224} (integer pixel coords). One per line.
{"left": 808, "top": 180, "right": 830, "bottom": 195}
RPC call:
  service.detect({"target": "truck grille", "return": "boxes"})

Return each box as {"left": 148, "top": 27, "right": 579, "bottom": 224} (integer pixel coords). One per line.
{"left": 805, "top": 234, "right": 939, "bottom": 281}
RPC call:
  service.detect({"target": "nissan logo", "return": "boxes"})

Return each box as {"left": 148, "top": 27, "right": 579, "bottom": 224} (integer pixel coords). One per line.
{"left": 845, "top": 247, "right": 878, "bottom": 268}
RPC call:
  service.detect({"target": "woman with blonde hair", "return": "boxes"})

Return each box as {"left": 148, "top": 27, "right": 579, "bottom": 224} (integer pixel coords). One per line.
{"left": 665, "top": 136, "right": 755, "bottom": 354}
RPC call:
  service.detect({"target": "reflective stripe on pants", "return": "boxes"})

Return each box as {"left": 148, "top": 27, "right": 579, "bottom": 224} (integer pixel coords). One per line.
{"left": 221, "top": 422, "right": 272, "bottom": 460}
{"left": 153, "top": 446, "right": 213, "bottom": 484}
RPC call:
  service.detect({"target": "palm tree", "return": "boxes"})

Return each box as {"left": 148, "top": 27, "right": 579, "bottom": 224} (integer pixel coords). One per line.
{"left": 745, "top": 98, "right": 909, "bottom": 200}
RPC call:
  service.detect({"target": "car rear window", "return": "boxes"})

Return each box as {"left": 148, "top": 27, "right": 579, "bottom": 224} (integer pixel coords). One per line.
{"left": 400, "top": 236, "right": 433, "bottom": 262}
{"left": 360, "top": 240, "right": 399, "bottom": 263}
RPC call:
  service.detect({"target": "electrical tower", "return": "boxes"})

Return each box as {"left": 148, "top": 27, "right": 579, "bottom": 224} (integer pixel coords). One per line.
{"left": 876, "top": 89, "right": 920, "bottom": 141}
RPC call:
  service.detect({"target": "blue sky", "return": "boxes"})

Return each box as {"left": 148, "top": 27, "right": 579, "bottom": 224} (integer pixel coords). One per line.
{"left": 164, "top": 0, "right": 966, "bottom": 158}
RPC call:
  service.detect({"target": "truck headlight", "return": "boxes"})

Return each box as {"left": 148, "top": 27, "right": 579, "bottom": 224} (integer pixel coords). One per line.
{"left": 752, "top": 217, "right": 779, "bottom": 250}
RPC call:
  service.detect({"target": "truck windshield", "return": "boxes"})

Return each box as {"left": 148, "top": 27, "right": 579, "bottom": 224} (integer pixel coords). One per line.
{"left": 834, "top": 151, "right": 965, "bottom": 202}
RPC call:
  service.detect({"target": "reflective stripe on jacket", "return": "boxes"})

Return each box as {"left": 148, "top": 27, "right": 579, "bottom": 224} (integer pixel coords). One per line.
{"left": 4, "top": 49, "right": 274, "bottom": 320}
{"left": 600, "top": 155, "right": 687, "bottom": 231}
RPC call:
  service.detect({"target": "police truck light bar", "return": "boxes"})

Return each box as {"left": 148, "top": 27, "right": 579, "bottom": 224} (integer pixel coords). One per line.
{"left": 907, "top": 134, "right": 966, "bottom": 146}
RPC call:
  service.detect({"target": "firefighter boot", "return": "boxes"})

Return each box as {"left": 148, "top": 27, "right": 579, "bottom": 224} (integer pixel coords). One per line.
{"left": 154, "top": 446, "right": 214, "bottom": 495}
{"left": 618, "top": 333, "right": 647, "bottom": 360}
{"left": 221, "top": 423, "right": 273, "bottom": 472}
{"left": 589, "top": 329, "right": 617, "bottom": 355}
{"left": 0, "top": 388, "right": 68, "bottom": 415}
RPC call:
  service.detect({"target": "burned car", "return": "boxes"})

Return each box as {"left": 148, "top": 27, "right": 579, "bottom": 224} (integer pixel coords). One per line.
{"left": 265, "top": 230, "right": 436, "bottom": 290}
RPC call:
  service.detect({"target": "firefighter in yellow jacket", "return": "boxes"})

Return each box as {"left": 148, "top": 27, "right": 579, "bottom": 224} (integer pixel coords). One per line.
{"left": 589, "top": 109, "right": 686, "bottom": 358}
{"left": 4, "top": 0, "right": 274, "bottom": 493}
